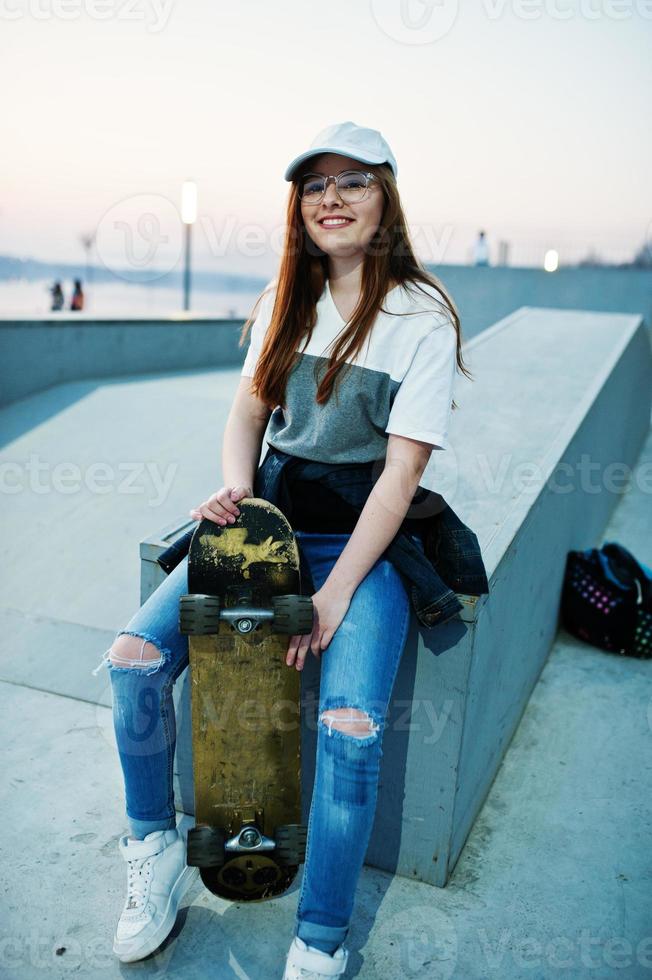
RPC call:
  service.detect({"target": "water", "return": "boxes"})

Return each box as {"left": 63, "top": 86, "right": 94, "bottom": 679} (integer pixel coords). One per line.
{"left": 0, "top": 278, "right": 262, "bottom": 319}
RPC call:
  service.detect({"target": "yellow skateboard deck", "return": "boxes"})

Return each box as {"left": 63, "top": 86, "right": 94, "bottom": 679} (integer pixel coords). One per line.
{"left": 179, "top": 497, "right": 313, "bottom": 901}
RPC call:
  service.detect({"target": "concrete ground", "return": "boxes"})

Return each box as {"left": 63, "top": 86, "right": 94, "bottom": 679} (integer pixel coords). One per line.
{"left": 1, "top": 369, "right": 651, "bottom": 980}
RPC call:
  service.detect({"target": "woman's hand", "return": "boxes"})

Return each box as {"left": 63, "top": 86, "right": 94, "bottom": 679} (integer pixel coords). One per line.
{"left": 189, "top": 485, "right": 253, "bottom": 526}
{"left": 285, "top": 585, "right": 352, "bottom": 671}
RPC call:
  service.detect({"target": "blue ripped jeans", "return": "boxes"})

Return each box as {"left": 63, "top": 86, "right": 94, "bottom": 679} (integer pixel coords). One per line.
{"left": 95, "top": 530, "right": 418, "bottom": 955}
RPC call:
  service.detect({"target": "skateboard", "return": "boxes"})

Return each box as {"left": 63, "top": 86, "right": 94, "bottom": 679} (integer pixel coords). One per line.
{"left": 178, "top": 497, "right": 313, "bottom": 901}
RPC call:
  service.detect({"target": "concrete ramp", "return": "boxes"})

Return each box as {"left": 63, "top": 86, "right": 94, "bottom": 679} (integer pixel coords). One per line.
{"left": 138, "top": 307, "right": 651, "bottom": 886}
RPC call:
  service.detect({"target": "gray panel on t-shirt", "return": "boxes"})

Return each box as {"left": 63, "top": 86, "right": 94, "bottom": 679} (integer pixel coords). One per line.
{"left": 266, "top": 352, "right": 400, "bottom": 464}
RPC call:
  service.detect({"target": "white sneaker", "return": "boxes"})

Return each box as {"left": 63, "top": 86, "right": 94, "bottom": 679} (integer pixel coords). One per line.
{"left": 283, "top": 936, "right": 349, "bottom": 978}
{"left": 113, "top": 827, "right": 198, "bottom": 963}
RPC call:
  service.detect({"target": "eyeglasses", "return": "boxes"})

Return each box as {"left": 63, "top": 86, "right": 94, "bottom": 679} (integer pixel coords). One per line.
{"left": 298, "top": 170, "right": 377, "bottom": 205}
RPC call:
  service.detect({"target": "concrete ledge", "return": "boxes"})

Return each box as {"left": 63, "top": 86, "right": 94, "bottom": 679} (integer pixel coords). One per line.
{"left": 140, "top": 305, "right": 652, "bottom": 887}
{"left": 423, "top": 264, "right": 652, "bottom": 339}
{"left": 140, "top": 516, "right": 197, "bottom": 605}
{"left": 0, "top": 315, "right": 247, "bottom": 406}
{"left": 3, "top": 265, "right": 651, "bottom": 408}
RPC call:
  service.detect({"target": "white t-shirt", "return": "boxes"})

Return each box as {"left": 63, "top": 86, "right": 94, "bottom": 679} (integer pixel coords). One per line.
{"left": 241, "top": 277, "right": 457, "bottom": 464}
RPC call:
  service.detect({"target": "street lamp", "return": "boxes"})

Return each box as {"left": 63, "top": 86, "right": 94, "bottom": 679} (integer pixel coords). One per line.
{"left": 79, "top": 232, "right": 95, "bottom": 309}
{"left": 181, "top": 180, "right": 198, "bottom": 311}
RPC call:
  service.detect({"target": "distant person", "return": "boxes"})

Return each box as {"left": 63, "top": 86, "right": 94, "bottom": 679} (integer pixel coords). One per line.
{"left": 50, "top": 281, "right": 64, "bottom": 312}
{"left": 70, "top": 279, "right": 85, "bottom": 312}
{"left": 473, "top": 229, "right": 490, "bottom": 267}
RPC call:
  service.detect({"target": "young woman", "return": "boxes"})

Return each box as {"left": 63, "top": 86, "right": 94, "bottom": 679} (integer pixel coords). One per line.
{"left": 95, "top": 121, "right": 474, "bottom": 979}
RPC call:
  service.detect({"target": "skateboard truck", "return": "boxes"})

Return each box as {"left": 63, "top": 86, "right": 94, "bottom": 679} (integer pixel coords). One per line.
{"left": 221, "top": 591, "right": 274, "bottom": 636}
{"left": 225, "top": 807, "right": 275, "bottom": 853}
{"left": 224, "top": 823, "right": 308, "bottom": 865}
{"left": 188, "top": 816, "right": 308, "bottom": 870}
{"left": 225, "top": 825, "right": 277, "bottom": 854}
{"left": 179, "top": 590, "right": 313, "bottom": 637}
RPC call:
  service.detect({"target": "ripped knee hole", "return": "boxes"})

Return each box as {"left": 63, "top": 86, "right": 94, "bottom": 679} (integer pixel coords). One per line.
{"left": 109, "top": 636, "right": 164, "bottom": 669}
{"left": 320, "top": 708, "right": 381, "bottom": 738}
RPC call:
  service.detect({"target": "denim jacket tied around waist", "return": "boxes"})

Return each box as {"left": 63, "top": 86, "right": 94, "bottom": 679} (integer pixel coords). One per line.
{"left": 157, "top": 445, "right": 490, "bottom": 630}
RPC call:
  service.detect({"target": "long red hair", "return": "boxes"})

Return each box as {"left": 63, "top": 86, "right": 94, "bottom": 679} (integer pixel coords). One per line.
{"left": 240, "top": 160, "right": 472, "bottom": 412}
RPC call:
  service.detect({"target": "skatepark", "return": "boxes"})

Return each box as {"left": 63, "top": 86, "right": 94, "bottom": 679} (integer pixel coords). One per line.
{"left": 1, "top": 265, "right": 651, "bottom": 978}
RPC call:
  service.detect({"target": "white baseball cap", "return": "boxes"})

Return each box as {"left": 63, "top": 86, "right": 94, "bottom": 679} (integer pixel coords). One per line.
{"left": 284, "top": 120, "right": 398, "bottom": 182}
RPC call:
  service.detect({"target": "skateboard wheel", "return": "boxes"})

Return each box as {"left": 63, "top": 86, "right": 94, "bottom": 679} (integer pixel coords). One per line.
{"left": 187, "top": 825, "right": 226, "bottom": 868}
{"left": 271, "top": 596, "right": 314, "bottom": 635}
{"left": 273, "top": 824, "right": 308, "bottom": 865}
{"left": 179, "top": 594, "right": 222, "bottom": 635}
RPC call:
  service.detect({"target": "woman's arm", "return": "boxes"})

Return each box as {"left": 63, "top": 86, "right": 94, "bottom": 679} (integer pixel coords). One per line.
{"left": 284, "top": 434, "right": 433, "bottom": 670}
{"left": 191, "top": 378, "right": 271, "bottom": 524}
{"left": 221, "top": 376, "right": 273, "bottom": 492}
{"left": 321, "top": 433, "right": 433, "bottom": 599}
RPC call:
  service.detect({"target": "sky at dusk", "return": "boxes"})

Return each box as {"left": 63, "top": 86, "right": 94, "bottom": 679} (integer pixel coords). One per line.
{"left": 1, "top": 0, "right": 650, "bottom": 277}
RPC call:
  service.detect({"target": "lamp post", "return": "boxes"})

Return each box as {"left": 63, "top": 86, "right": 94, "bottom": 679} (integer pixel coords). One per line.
{"left": 181, "top": 180, "right": 198, "bottom": 311}
{"left": 80, "top": 232, "right": 95, "bottom": 309}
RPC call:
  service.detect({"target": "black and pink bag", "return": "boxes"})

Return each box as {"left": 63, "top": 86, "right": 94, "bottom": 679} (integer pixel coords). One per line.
{"left": 561, "top": 542, "right": 652, "bottom": 659}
